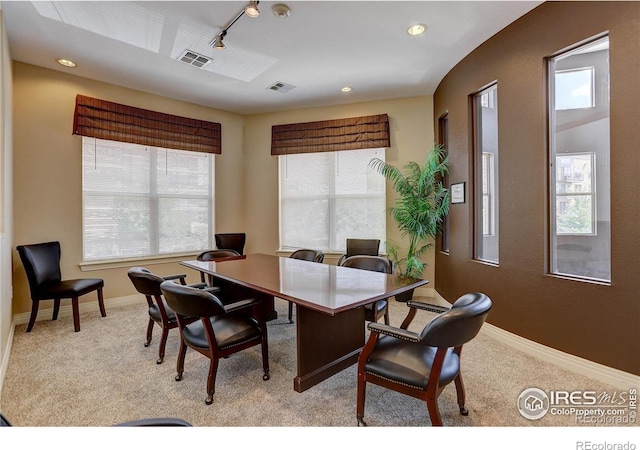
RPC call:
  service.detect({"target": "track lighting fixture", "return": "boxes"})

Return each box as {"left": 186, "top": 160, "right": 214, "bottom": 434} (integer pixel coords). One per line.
{"left": 244, "top": 1, "right": 260, "bottom": 18}
{"left": 209, "top": 2, "right": 272, "bottom": 50}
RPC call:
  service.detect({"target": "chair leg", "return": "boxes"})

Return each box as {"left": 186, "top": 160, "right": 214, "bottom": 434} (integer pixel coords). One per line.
{"left": 52, "top": 299, "right": 61, "bottom": 321}
{"left": 157, "top": 327, "right": 169, "bottom": 364}
{"left": 26, "top": 300, "right": 39, "bottom": 332}
{"left": 454, "top": 373, "right": 469, "bottom": 415}
{"left": 356, "top": 376, "right": 367, "bottom": 426}
{"left": 288, "top": 302, "right": 294, "bottom": 323}
{"left": 72, "top": 297, "right": 80, "bottom": 332}
{"left": 205, "top": 357, "right": 219, "bottom": 405}
{"left": 97, "top": 288, "right": 107, "bottom": 317}
{"left": 426, "top": 394, "right": 443, "bottom": 426}
{"left": 175, "top": 339, "right": 187, "bottom": 382}
{"left": 145, "top": 318, "right": 154, "bottom": 347}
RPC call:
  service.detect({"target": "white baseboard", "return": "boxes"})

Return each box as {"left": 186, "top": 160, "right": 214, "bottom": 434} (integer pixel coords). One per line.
{"left": 433, "top": 292, "right": 639, "bottom": 391}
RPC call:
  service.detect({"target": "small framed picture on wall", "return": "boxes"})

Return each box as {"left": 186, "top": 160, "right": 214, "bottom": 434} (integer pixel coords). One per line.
{"left": 451, "top": 182, "right": 465, "bottom": 204}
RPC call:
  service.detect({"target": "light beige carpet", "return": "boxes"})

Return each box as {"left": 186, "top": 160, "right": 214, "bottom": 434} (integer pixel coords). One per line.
{"left": 1, "top": 295, "right": 635, "bottom": 436}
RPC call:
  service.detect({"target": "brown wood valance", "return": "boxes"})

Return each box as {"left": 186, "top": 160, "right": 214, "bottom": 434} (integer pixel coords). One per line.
{"left": 271, "top": 113, "right": 390, "bottom": 155}
{"left": 73, "top": 95, "right": 221, "bottom": 154}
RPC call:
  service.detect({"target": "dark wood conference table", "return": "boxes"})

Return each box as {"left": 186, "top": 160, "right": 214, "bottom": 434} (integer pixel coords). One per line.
{"left": 180, "top": 253, "right": 429, "bottom": 392}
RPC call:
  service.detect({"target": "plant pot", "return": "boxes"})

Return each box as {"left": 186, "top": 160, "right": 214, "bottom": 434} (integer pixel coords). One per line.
{"left": 394, "top": 288, "right": 414, "bottom": 303}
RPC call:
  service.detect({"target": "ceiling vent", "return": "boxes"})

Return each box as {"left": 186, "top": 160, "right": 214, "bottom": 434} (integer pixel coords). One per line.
{"left": 177, "top": 50, "right": 211, "bottom": 68}
{"left": 267, "top": 81, "right": 296, "bottom": 93}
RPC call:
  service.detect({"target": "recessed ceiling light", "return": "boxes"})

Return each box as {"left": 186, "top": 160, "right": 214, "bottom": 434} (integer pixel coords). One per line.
{"left": 341, "top": 87, "right": 352, "bottom": 93}
{"left": 407, "top": 23, "right": 427, "bottom": 36}
{"left": 57, "top": 58, "right": 76, "bottom": 68}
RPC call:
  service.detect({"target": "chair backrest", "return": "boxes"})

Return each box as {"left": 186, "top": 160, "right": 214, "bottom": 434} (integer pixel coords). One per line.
{"left": 419, "top": 292, "right": 492, "bottom": 348}
{"left": 290, "top": 249, "right": 324, "bottom": 263}
{"left": 127, "top": 267, "right": 164, "bottom": 296}
{"left": 341, "top": 255, "right": 392, "bottom": 274}
{"left": 345, "top": 239, "right": 380, "bottom": 258}
{"left": 16, "top": 241, "right": 62, "bottom": 294}
{"left": 215, "top": 233, "right": 246, "bottom": 255}
{"left": 197, "top": 249, "right": 241, "bottom": 261}
{"left": 160, "top": 281, "right": 226, "bottom": 319}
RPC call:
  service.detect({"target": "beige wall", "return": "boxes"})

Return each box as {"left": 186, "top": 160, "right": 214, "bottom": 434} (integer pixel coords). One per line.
{"left": 0, "top": 8, "right": 14, "bottom": 394}
{"left": 434, "top": 1, "right": 640, "bottom": 375}
{"left": 11, "top": 61, "right": 435, "bottom": 318}
{"left": 11, "top": 62, "right": 246, "bottom": 316}
{"left": 243, "top": 96, "right": 435, "bottom": 271}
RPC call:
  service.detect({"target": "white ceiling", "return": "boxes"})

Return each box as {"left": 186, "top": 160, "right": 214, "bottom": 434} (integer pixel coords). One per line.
{"left": 1, "top": 0, "right": 542, "bottom": 115}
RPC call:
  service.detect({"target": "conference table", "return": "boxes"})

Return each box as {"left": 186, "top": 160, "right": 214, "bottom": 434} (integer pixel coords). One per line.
{"left": 180, "top": 253, "right": 429, "bottom": 392}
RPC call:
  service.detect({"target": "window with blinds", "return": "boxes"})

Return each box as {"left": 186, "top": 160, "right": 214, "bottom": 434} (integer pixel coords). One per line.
{"left": 278, "top": 148, "right": 386, "bottom": 253}
{"left": 82, "top": 137, "right": 213, "bottom": 261}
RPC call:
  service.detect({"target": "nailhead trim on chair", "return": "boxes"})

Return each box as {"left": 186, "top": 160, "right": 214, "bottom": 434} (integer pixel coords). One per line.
{"left": 220, "top": 337, "right": 258, "bottom": 351}
{"left": 367, "top": 372, "right": 425, "bottom": 391}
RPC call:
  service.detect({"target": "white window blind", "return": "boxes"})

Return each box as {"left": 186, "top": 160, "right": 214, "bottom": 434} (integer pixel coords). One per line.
{"left": 82, "top": 137, "right": 213, "bottom": 261}
{"left": 279, "top": 148, "right": 386, "bottom": 253}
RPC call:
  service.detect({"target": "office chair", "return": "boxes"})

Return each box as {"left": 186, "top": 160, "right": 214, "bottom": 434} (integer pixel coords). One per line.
{"left": 128, "top": 266, "right": 207, "bottom": 364}
{"left": 287, "top": 249, "right": 325, "bottom": 323}
{"left": 160, "top": 281, "right": 270, "bottom": 405}
{"left": 17, "top": 241, "right": 106, "bottom": 332}
{"left": 214, "top": 233, "right": 246, "bottom": 255}
{"left": 337, "top": 238, "right": 380, "bottom": 266}
{"left": 356, "top": 292, "right": 492, "bottom": 426}
{"left": 340, "top": 255, "right": 393, "bottom": 325}
{"left": 196, "top": 249, "right": 241, "bottom": 287}
{"left": 0, "top": 412, "right": 191, "bottom": 427}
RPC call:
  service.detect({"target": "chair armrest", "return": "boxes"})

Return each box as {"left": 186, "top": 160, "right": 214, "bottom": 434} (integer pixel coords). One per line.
{"left": 162, "top": 274, "right": 188, "bottom": 284}
{"left": 201, "top": 286, "right": 221, "bottom": 294}
{"left": 223, "top": 298, "right": 261, "bottom": 313}
{"left": 407, "top": 300, "right": 449, "bottom": 314}
{"left": 367, "top": 322, "right": 421, "bottom": 343}
{"left": 337, "top": 254, "right": 346, "bottom": 266}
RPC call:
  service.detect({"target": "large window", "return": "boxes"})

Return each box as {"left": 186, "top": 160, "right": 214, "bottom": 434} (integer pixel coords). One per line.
{"left": 548, "top": 36, "right": 610, "bottom": 282}
{"left": 279, "top": 148, "right": 386, "bottom": 253}
{"left": 473, "top": 84, "right": 499, "bottom": 264}
{"left": 82, "top": 137, "right": 213, "bottom": 261}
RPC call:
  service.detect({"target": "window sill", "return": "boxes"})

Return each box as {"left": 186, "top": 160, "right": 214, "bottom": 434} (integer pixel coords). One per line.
{"left": 79, "top": 253, "right": 200, "bottom": 272}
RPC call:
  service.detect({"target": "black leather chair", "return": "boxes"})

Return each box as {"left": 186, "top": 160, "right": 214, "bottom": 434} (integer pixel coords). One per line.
{"left": 0, "top": 412, "right": 191, "bottom": 427}
{"left": 160, "top": 281, "right": 270, "bottom": 405}
{"left": 17, "top": 241, "right": 105, "bottom": 332}
{"left": 287, "top": 249, "right": 325, "bottom": 323}
{"left": 341, "top": 255, "right": 392, "bottom": 325}
{"left": 127, "top": 267, "right": 201, "bottom": 364}
{"left": 337, "top": 238, "right": 380, "bottom": 266}
{"left": 356, "top": 292, "right": 492, "bottom": 426}
{"left": 214, "top": 233, "right": 246, "bottom": 255}
{"left": 196, "top": 249, "right": 241, "bottom": 287}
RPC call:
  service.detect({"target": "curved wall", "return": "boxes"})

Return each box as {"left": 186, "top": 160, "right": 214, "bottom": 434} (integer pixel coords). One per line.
{"left": 434, "top": 2, "right": 639, "bottom": 375}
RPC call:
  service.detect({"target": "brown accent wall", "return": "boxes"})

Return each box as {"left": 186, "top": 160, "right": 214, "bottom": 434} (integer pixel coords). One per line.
{"left": 434, "top": 2, "right": 640, "bottom": 375}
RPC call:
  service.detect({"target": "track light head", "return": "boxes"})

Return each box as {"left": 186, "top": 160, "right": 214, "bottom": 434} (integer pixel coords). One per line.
{"left": 212, "top": 33, "right": 226, "bottom": 50}
{"left": 244, "top": 1, "right": 260, "bottom": 18}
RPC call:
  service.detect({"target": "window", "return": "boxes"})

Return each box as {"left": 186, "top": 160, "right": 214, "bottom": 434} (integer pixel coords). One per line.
{"left": 82, "top": 137, "right": 213, "bottom": 261}
{"left": 555, "top": 67, "right": 594, "bottom": 110}
{"left": 473, "top": 84, "right": 499, "bottom": 264}
{"left": 555, "top": 153, "right": 595, "bottom": 235}
{"left": 279, "top": 148, "right": 386, "bottom": 253}
{"left": 548, "top": 36, "right": 610, "bottom": 282}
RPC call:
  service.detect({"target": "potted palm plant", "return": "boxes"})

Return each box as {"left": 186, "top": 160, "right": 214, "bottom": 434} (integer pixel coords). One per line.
{"left": 369, "top": 145, "right": 450, "bottom": 301}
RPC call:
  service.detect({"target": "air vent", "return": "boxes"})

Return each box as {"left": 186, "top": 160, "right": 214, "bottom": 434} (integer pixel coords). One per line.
{"left": 267, "top": 81, "right": 296, "bottom": 93}
{"left": 177, "top": 50, "right": 211, "bottom": 68}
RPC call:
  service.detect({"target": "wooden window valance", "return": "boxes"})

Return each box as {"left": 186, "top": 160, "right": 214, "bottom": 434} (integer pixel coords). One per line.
{"left": 271, "top": 113, "right": 390, "bottom": 155}
{"left": 73, "top": 94, "right": 221, "bottom": 154}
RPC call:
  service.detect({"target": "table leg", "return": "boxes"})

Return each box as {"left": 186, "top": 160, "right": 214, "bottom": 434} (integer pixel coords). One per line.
{"left": 294, "top": 306, "right": 365, "bottom": 392}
